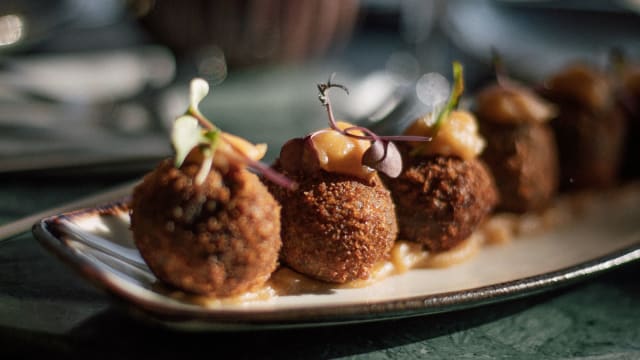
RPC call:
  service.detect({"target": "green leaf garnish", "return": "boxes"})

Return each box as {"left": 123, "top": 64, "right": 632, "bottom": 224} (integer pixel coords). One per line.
{"left": 203, "top": 129, "right": 221, "bottom": 144}
{"left": 170, "top": 77, "right": 296, "bottom": 189}
{"left": 409, "top": 62, "right": 465, "bottom": 157}
{"left": 432, "top": 61, "right": 464, "bottom": 131}
{"left": 172, "top": 115, "right": 203, "bottom": 167}
{"left": 195, "top": 151, "right": 214, "bottom": 186}
{"left": 171, "top": 78, "right": 223, "bottom": 183}
{"left": 189, "top": 78, "right": 210, "bottom": 117}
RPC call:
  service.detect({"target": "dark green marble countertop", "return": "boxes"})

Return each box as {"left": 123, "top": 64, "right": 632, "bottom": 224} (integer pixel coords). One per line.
{"left": 1, "top": 176, "right": 639, "bottom": 359}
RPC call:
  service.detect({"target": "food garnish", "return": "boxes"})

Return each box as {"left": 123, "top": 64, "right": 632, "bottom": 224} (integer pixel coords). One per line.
{"left": 286, "top": 74, "right": 431, "bottom": 179}
{"left": 406, "top": 62, "right": 486, "bottom": 160}
{"left": 171, "top": 78, "right": 295, "bottom": 189}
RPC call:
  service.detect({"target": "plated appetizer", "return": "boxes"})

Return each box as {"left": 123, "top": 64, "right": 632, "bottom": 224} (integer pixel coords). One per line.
{"left": 540, "top": 62, "right": 627, "bottom": 190}
{"left": 268, "top": 77, "right": 429, "bottom": 283}
{"left": 130, "top": 79, "right": 291, "bottom": 297}
{"left": 474, "top": 64, "right": 559, "bottom": 213}
{"left": 131, "top": 60, "right": 629, "bottom": 300}
{"left": 384, "top": 63, "right": 499, "bottom": 252}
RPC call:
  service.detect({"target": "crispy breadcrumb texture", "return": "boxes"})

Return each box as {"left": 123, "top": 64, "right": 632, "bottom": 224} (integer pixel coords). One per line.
{"left": 385, "top": 153, "right": 498, "bottom": 251}
{"left": 479, "top": 122, "right": 559, "bottom": 213}
{"left": 268, "top": 163, "right": 398, "bottom": 283}
{"left": 130, "top": 158, "right": 281, "bottom": 297}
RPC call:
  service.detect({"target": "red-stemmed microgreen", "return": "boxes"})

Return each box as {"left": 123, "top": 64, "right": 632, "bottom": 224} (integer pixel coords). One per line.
{"left": 491, "top": 50, "right": 532, "bottom": 94}
{"left": 223, "top": 137, "right": 298, "bottom": 190}
{"left": 309, "top": 74, "right": 432, "bottom": 178}
{"left": 491, "top": 48, "right": 511, "bottom": 88}
{"left": 171, "top": 78, "right": 296, "bottom": 189}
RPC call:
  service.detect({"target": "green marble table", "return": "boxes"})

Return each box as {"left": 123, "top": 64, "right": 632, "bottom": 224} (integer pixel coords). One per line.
{"left": 1, "top": 176, "right": 639, "bottom": 359}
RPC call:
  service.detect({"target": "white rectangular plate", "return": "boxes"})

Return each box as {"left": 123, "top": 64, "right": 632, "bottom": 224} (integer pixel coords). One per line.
{"left": 32, "top": 183, "right": 640, "bottom": 331}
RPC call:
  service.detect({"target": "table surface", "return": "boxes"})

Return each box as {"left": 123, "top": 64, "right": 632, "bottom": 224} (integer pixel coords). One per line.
{"left": 1, "top": 176, "right": 639, "bottom": 359}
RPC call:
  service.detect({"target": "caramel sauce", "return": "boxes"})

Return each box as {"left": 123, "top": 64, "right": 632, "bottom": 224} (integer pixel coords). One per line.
{"left": 481, "top": 192, "right": 587, "bottom": 246}
{"left": 405, "top": 110, "right": 486, "bottom": 160}
{"left": 158, "top": 236, "right": 482, "bottom": 306}
{"left": 311, "top": 121, "right": 374, "bottom": 180}
{"left": 158, "top": 190, "right": 598, "bottom": 306}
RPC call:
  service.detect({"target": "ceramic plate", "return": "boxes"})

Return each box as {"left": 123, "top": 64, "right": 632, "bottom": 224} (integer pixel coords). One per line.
{"left": 32, "top": 183, "right": 640, "bottom": 331}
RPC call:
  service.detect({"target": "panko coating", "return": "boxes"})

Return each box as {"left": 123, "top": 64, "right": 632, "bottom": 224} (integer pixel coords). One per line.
{"left": 385, "top": 153, "right": 498, "bottom": 252}
{"left": 479, "top": 122, "right": 559, "bottom": 213}
{"left": 131, "top": 157, "right": 281, "bottom": 297}
{"left": 549, "top": 103, "right": 625, "bottom": 189}
{"left": 268, "top": 141, "right": 398, "bottom": 283}
{"left": 541, "top": 63, "right": 627, "bottom": 189}
{"left": 475, "top": 82, "right": 560, "bottom": 213}
{"left": 263, "top": 78, "right": 407, "bottom": 284}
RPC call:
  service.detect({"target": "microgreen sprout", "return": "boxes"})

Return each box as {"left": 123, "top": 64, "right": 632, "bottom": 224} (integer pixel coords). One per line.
{"left": 317, "top": 74, "right": 432, "bottom": 143}
{"left": 171, "top": 78, "right": 296, "bottom": 189}
{"left": 491, "top": 48, "right": 509, "bottom": 87}
{"left": 432, "top": 61, "right": 464, "bottom": 132}
{"left": 313, "top": 74, "right": 431, "bottom": 177}
{"left": 491, "top": 50, "right": 524, "bottom": 93}
{"left": 409, "top": 62, "right": 467, "bottom": 157}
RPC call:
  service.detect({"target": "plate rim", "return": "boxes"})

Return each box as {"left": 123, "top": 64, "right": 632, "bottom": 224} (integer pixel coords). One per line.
{"left": 31, "top": 199, "right": 640, "bottom": 329}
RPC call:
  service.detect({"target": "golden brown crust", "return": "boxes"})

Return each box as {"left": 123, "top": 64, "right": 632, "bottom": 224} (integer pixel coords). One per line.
{"left": 541, "top": 63, "right": 627, "bottom": 189}
{"left": 267, "top": 164, "right": 398, "bottom": 283}
{"left": 384, "top": 154, "right": 498, "bottom": 252}
{"left": 479, "top": 122, "right": 559, "bottom": 213}
{"left": 550, "top": 103, "right": 626, "bottom": 189}
{"left": 130, "top": 158, "right": 281, "bottom": 297}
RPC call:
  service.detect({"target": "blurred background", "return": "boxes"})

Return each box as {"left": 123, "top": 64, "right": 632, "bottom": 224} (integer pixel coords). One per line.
{"left": 1, "top": 0, "right": 639, "bottom": 176}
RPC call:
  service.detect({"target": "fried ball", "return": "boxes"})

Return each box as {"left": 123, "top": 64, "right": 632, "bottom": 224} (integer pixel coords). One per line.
{"left": 130, "top": 158, "right": 281, "bottom": 297}
{"left": 385, "top": 154, "right": 498, "bottom": 252}
{"left": 267, "top": 164, "right": 398, "bottom": 284}
{"left": 551, "top": 104, "right": 626, "bottom": 189}
{"left": 542, "top": 63, "right": 627, "bottom": 189}
{"left": 479, "top": 122, "right": 559, "bottom": 213}
{"left": 475, "top": 82, "right": 559, "bottom": 212}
